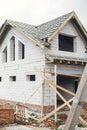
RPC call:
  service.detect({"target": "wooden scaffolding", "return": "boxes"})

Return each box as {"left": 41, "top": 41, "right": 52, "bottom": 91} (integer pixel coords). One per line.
{"left": 15, "top": 64, "right": 87, "bottom": 129}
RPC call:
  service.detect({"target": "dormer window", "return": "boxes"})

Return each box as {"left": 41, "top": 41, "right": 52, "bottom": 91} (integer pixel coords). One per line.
{"left": 59, "top": 34, "right": 74, "bottom": 52}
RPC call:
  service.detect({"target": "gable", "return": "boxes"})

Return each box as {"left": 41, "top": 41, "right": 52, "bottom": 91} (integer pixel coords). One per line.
{"left": 60, "top": 21, "right": 78, "bottom": 36}
{"left": 47, "top": 12, "right": 87, "bottom": 45}
{"left": 59, "top": 21, "right": 86, "bottom": 53}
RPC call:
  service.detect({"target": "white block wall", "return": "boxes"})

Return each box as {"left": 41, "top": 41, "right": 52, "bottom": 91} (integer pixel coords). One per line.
{"left": 0, "top": 20, "right": 86, "bottom": 107}
{"left": 46, "top": 21, "right": 87, "bottom": 59}
{"left": 43, "top": 64, "right": 84, "bottom": 106}
{"left": 0, "top": 28, "right": 45, "bottom": 106}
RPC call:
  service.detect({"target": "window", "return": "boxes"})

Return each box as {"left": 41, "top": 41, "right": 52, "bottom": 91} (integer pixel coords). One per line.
{"left": 74, "top": 81, "right": 78, "bottom": 93}
{"left": 59, "top": 34, "right": 74, "bottom": 52}
{"left": 10, "top": 36, "right": 15, "bottom": 61}
{"left": 9, "top": 76, "right": 16, "bottom": 81}
{"left": 26, "top": 75, "right": 36, "bottom": 81}
{"left": 18, "top": 41, "right": 25, "bottom": 59}
{"left": 3, "top": 47, "right": 7, "bottom": 63}
{"left": 0, "top": 77, "right": 1, "bottom": 81}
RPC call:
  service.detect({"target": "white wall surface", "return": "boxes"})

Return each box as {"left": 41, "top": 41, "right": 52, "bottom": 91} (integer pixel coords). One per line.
{"left": 46, "top": 21, "right": 87, "bottom": 59}
{"left": 0, "top": 28, "right": 45, "bottom": 105}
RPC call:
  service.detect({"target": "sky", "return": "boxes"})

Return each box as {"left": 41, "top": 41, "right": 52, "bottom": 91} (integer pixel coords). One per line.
{"left": 0, "top": 0, "right": 87, "bottom": 30}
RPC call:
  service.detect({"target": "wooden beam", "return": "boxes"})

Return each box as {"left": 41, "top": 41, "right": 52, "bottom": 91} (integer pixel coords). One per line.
{"left": 35, "top": 66, "right": 75, "bottom": 96}
{"left": 47, "top": 75, "right": 71, "bottom": 108}
{"left": 28, "top": 115, "right": 39, "bottom": 121}
{"left": 41, "top": 68, "right": 45, "bottom": 118}
{"left": 54, "top": 65, "right": 57, "bottom": 122}
{"left": 35, "top": 66, "right": 87, "bottom": 125}
{"left": 64, "top": 64, "right": 87, "bottom": 130}
{"left": 25, "top": 84, "right": 42, "bottom": 103}
{"left": 45, "top": 55, "right": 54, "bottom": 63}
{"left": 41, "top": 71, "right": 81, "bottom": 78}
{"left": 38, "top": 98, "right": 74, "bottom": 123}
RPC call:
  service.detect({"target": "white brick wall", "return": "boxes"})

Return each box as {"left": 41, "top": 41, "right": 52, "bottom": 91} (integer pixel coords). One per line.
{"left": 0, "top": 28, "right": 45, "bottom": 106}
{"left": 0, "top": 21, "right": 86, "bottom": 107}
{"left": 46, "top": 21, "right": 87, "bottom": 59}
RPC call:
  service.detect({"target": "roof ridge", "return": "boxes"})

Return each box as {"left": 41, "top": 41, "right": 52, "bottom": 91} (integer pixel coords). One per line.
{"left": 37, "top": 11, "right": 73, "bottom": 28}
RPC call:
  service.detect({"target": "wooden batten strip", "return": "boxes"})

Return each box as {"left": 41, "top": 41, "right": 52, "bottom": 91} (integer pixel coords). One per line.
{"left": 42, "top": 71, "right": 81, "bottom": 78}
{"left": 25, "top": 84, "right": 42, "bottom": 103}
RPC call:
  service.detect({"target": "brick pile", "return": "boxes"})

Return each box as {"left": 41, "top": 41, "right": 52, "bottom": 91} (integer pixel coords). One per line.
{"left": 0, "top": 109, "right": 14, "bottom": 125}
{"left": 83, "top": 104, "right": 87, "bottom": 119}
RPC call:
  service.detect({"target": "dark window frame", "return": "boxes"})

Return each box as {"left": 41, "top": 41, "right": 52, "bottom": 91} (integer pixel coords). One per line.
{"left": 59, "top": 34, "right": 74, "bottom": 52}
{"left": 26, "top": 75, "right": 36, "bottom": 81}
{"left": 9, "top": 76, "right": 16, "bottom": 81}
{"left": 18, "top": 41, "right": 25, "bottom": 60}
{"left": 0, "top": 77, "right": 2, "bottom": 82}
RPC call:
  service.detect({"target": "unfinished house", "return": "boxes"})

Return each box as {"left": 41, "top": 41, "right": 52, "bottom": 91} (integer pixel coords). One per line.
{"left": 0, "top": 11, "right": 87, "bottom": 117}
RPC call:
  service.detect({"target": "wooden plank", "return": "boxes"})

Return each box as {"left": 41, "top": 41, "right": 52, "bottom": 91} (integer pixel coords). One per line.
{"left": 42, "top": 71, "right": 81, "bottom": 78}
{"left": 54, "top": 65, "right": 57, "bottom": 122}
{"left": 25, "top": 84, "right": 42, "bottom": 103}
{"left": 35, "top": 66, "right": 75, "bottom": 96}
{"left": 35, "top": 66, "right": 87, "bottom": 125}
{"left": 64, "top": 64, "right": 87, "bottom": 130}
{"left": 38, "top": 98, "right": 74, "bottom": 123}
{"left": 41, "top": 68, "right": 45, "bottom": 118}
{"left": 49, "top": 79, "right": 71, "bottom": 108}
{"left": 28, "top": 115, "right": 39, "bottom": 121}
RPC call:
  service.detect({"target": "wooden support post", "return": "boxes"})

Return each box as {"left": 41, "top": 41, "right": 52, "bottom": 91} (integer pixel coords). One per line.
{"left": 64, "top": 64, "right": 87, "bottom": 130}
{"left": 54, "top": 64, "right": 57, "bottom": 122}
{"left": 41, "top": 68, "right": 45, "bottom": 118}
